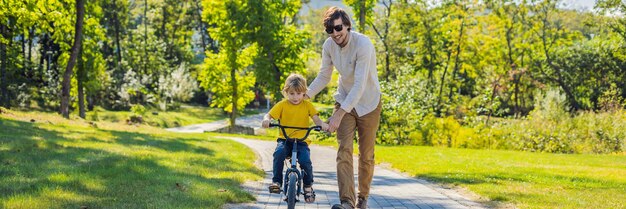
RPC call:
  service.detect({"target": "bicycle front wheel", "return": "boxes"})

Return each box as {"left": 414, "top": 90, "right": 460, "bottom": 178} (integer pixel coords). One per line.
{"left": 286, "top": 172, "right": 298, "bottom": 209}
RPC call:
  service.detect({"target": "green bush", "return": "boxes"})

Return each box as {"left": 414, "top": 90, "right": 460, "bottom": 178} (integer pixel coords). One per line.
{"left": 480, "top": 89, "right": 626, "bottom": 154}
{"left": 383, "top": 88, "right": 626, "bottom": 154}
{"left": 378, "top": 66, "right": 433, "bottom": 145}
{"left": 415, "top": 115, "right": 484, "bottom": 148}
{"left": 130, "top": 104, "right": 147, "bottom": 116}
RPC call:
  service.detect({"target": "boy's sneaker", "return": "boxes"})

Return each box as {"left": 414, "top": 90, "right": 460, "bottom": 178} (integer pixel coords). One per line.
{"left": 268, "top": 182, "right": 281, "bottom": 194}
{"left": 303, "top": 186, "right": 316, "bottom": 203}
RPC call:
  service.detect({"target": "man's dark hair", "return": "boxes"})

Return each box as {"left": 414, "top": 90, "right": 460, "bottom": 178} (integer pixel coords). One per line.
{"left": 323, "top": 7, "right": 351, "bottom": 31}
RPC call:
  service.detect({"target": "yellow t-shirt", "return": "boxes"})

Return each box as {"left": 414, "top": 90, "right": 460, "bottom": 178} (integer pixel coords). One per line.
{"left": 269, "top": 99, "right": 318, "bottom": 144}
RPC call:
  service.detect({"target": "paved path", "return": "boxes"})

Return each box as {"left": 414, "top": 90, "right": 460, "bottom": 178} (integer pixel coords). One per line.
{"left": 222, "top": 137, "right": 485, "bottom": 209}
{"left": 167, "top": 113, "right": 485, "bottom": 209}
{"left": 165, "top": 112, "right": 266, "bottom": 133}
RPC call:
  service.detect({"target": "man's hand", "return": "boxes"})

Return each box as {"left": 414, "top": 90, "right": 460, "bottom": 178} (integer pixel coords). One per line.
{"left": 327, "top": 108, "right": 346, "bottom": 133}
{"left": 320, "top": 122, "right": 330, "bottom": 132}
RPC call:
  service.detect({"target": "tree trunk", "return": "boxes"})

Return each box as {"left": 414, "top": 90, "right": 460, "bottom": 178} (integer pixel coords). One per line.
{"left": 229, "top": 43, "right": 239, "bottom": 132}
{"left": 22, "top": 34, "right": 27, "bottom": 76}
{"left": 486, "top": 78, "right": 501, "bottom": 126}
{"left": 28, "top": 27, "right": 34, "bottom": 74}
{"left": 448, "top": 17, "right": 465, "bottom": 101}
{"left": 38, "top": 34, "right": 46, "bottom": 83}
{"left": 359, "top": 0, "right": 366, "bottom": 31}
{"left": 144, "top": 0, "right": 148, "bottom": 74}
{"left": 505, "top": 23, "right": 520, "bottom": 117}
{"left": 436, "top": 49, "right": 452, "bottom": 116}
{"left": 0, "top": 23, "right": 8, "bottom": 108}
{"left": 60, "top": 0, "right": 85, "bottom": 118}
{"left": 230, "top": 67, "right": 237, "bottom": 131}
{"left": 77, "top": 44, "right": 86, "bottom": 119}
{"left": 113, "top": 0, "right": 123, "bottom": 68}
{"left": 193, "top": 0, "right": 208, "bottom": 52}
{"left": 371, "top": 0, "right": 393, "bottom": 80}
{"left": 268, "top": 51, "right": 282, "bottom": 94}
{"left": 422, "top": 18, "right": 436, "bottom": 87}
{"left": 161, "top": 4, "right": 169, "bottom": 59}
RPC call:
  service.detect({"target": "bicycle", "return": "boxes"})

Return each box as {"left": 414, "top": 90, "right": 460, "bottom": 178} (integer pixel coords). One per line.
{"left": 269, "top": 123, "right": 321, "bottom": 209}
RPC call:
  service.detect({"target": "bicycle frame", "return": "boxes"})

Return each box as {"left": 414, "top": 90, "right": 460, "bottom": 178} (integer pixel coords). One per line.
{"left": 269, "top": 123, "right": 320, "bottom": 205}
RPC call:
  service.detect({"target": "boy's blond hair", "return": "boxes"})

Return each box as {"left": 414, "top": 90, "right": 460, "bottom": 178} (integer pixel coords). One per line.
{"left": 282, "top": 74, "right": 307, "bottom": 96}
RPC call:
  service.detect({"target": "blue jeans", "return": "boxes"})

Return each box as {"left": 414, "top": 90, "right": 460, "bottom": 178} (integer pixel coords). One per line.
{"left": 272, "top": 138, "right": 314, "bottom": 186}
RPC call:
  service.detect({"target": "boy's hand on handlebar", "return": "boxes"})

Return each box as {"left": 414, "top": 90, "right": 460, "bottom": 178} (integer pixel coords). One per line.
{"left": 261, "top": 119, "right": 271, "bottom": 128}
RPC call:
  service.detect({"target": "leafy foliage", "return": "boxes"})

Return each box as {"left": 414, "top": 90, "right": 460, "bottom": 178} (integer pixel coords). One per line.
{"left": 1, "top": 0, "right": 625, "bottom": 152}
{"left": 199, "top": 43, "right": 257, "bottom": 114}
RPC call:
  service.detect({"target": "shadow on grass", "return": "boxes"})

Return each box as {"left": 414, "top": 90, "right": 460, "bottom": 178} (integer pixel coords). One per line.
{"left": 0, "top": 118, "right": 262, "bottom": 208}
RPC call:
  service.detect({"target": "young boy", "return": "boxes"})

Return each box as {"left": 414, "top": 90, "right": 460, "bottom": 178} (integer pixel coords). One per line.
{"left": 261, "top": 74, "right": 329, "bottom": 203}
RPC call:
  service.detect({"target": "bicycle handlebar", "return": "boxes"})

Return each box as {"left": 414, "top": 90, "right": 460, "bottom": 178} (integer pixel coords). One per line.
{"left": 269, "top": 123, "right": 321, "bottom": 141}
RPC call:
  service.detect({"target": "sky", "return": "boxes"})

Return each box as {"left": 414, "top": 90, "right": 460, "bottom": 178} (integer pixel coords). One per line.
{"left": 565, "top": 0, "right": 597, "bottom": 10}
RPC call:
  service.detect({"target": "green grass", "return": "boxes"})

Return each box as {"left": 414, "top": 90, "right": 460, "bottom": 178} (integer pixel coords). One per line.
{"left": 86, "top": 105, "right": 259, "bottom": 128}
{"left": 11, "top": 104, "right": 624, "bottom": 209}
{"left": 375, "top": 145, "right": 626, "bottom": 209}
{"left": 0, "top": 109, "right": 264, "bottom": 208}
{"left": 234, "top": 102, "right": 626, "bottom": 208}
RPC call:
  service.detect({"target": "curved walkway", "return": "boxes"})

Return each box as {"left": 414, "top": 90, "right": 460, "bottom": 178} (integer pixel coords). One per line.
{"left": 222, "top": 137, "right": 486, "bottom": 209}
{"left": 165, "top": 113, "right": 266, "bottom": 133}
{"left": 166, "top": 114, "right": 486, "bottom": 209}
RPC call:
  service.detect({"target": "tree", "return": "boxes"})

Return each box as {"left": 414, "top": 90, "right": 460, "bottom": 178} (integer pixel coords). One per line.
{"left": 247, "top": 0, "right": 309, "bottom": 99}
{"left": 371, "top": 0, "right": 395, "bottom": 80}
{"left": 596, "top": 0, "right": 626, "bottom": 40}
{"left": 432, "top": 0, "right": 475, "bottom": 116}
{"left": 0, "top": 0, "right": 32, "bottom": 108}
{"left": 345, "top": 0, "right": 376, "bottom": 31}
{"left": 60, "top": 0, "right": 85, "bottom": 118}
{"left": 101, "top": 0, "right": 128, "bottom": 71}
{"left": 527, "top": 0, "right": 583, "bottom": 111}
{"left": 0, "top": 21, "right": 7, "bottom": 108}
{"left": 76, "top": 1, "right": 107, "bottom": 117}
{"left": 200, "top": 0, "right": 259, "bottom": 130}
{"left": 480, "top": 0, "right": 535, "bottom": 118}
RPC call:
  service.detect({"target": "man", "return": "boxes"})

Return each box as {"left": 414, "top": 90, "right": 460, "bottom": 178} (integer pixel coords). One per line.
{"left": 305, "top": 6, "right": 382, "bottom": 209}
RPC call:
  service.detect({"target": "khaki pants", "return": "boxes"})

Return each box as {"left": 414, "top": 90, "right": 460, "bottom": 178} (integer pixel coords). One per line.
{"left": 335, "top": 101, "right": 381, "bottom": 205}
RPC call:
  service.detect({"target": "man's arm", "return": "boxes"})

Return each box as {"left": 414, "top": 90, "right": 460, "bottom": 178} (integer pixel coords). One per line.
{"left": 306, "top": 40, "right": 333, "bottom": 99}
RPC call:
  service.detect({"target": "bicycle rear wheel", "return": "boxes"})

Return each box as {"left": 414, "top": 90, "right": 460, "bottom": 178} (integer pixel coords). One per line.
{"left": 286, "top": 172, "right": 298, "bottom": 209}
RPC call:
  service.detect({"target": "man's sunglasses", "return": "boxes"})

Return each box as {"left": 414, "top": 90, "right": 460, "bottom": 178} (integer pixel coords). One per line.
{"left": 325, "top": 24, "right": 344, "bottom": 34}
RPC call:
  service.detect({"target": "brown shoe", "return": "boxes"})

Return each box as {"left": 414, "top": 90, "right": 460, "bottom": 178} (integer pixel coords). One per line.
{"left": 331, "top": 200, "right": 354, "bottom": 209}
{"left": 356, "top": 196, "right": 367, "bottom": 209}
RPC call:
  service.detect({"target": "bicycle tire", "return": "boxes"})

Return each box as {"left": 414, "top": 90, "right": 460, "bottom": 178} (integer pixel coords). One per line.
{"left": 286, "top": 172, "right": 298, "bottom": 209}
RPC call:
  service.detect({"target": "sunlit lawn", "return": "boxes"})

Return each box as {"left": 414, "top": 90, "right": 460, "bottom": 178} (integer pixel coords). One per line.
{"left": 251, "top": 104, "right": 626, "bottom": 209}
{"left": 85, "top": 105, "right": 260, "bottom": 128}
{"left": 0, "top": 110, "right": 264, "bottom": 208}
{"left": 375, "top": 145, "right": 626, "bottom": 209}
{"left": 6, "top": 105, "right": 624, "bottom": 209}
